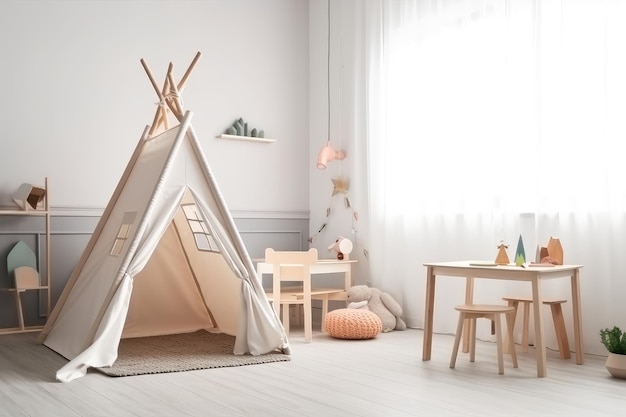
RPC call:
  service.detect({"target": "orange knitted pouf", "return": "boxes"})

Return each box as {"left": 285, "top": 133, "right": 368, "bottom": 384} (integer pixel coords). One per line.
{"left": 325, "top": 308, "right": 382, "bottom": 340}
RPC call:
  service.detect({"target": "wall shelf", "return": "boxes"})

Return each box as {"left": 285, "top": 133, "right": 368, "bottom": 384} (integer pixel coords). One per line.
{"left": 217, "top": 134, "right": 276, "bottom": 143}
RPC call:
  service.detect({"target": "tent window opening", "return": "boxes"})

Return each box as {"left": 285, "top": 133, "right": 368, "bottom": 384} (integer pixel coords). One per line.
{"left": 182, "top": 204, "right": 219, "bottom": 252}
{"left": 110, "top": 212, "right": 137, "bottom": 256}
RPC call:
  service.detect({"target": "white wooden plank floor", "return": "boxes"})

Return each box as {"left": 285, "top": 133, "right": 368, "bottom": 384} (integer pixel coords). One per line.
{"left": 1, "top": 328, "right": 625, "bottom": 417}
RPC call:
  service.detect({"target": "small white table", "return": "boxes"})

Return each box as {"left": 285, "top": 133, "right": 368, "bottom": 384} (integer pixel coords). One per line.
{"left": 255, "top": 258, "right": 357, "bottom": 300}
{"left": 422, "top": 261, "right": 584, "bottom": 378}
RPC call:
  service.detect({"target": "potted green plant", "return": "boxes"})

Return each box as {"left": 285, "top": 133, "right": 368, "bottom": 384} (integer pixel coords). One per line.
{"left": 600, "top": 326, "right": 626, "bottom": 379}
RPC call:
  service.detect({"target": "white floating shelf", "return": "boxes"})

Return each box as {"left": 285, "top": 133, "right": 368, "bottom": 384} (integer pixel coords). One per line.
{"left": 217, "top": 134, "right": 276, "bottom": 143}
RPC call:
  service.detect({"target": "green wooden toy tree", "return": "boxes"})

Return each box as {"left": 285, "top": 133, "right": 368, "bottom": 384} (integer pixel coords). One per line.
{"left": 515, "top": 235, "right": 526, "bottom": 266}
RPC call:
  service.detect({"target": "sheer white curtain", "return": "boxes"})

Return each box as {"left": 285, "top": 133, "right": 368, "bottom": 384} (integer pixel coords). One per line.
{"left": 351, "top": 0, "right": 626, "bottom": 354}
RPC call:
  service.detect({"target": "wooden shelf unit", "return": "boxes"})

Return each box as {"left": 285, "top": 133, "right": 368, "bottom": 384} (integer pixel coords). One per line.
{"left": 0, "top": 177, "right": 51, "bottom": 335}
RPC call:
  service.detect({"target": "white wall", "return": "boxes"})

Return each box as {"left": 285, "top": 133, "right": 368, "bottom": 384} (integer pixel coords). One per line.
{"left": 308, "top": 0, "right": 371, "bottom": 284}
{"left": 0, "top": 0, "right": 310, "bottom": 213}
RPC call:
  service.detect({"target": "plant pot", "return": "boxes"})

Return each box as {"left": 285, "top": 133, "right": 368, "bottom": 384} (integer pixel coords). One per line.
{"left": 605, "top": 352, "right": 626, "bottom": 379}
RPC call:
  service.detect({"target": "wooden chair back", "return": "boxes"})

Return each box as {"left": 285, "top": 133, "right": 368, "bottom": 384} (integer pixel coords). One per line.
{"left": 264, "top": 248, "right": 318, "bottom": 342}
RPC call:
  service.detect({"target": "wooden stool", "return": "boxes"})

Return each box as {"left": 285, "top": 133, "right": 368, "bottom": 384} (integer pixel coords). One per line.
{"left": 450, "top": 304, "right": 518, "bottom": 375}
{"left": 502, "top": 297, "right": 571, "bottom": 359}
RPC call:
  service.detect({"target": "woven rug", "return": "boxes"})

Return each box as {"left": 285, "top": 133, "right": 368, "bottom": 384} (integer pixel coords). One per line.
{"left": 95, "top": 331, "right": 289, "bottom": 377}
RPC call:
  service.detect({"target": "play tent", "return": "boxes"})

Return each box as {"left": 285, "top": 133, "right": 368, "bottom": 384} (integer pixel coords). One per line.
{"left": 38, "top": 58, "right": 289, "bottom": 382}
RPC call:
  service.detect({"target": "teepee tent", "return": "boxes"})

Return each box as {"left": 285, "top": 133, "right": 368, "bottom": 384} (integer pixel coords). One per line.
{"left": 38, "top": 56, "right": 289, "bottom": 382}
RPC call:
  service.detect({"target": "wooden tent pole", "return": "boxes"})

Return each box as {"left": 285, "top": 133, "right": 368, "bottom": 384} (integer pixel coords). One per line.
{"left": 148, "top": 109, "right": 162, "bottom": 137}
{"left": 177, "top": 51, "right": 202, "bottom": 92}
{"left": 142, "top": 58, "right": 170, "bottom": 133}
{"left": 140, "top": 58, "right": 164, "bottom": 101}
{"left": 167, "top": 69, "right": 183, "bottom": 120}
{"left": 163, "top": 63, "right": 183, "bottom": 119}
{"left": 160, "top": 68, "right": 171, "bottom": 131}
{"left": 142, "top": 58, "right": 168, "bottom": 136}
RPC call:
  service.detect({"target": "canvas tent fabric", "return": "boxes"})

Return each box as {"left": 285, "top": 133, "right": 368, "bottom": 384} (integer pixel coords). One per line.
{"left": 38, "top": 112, "right": 289, "bottom": 382}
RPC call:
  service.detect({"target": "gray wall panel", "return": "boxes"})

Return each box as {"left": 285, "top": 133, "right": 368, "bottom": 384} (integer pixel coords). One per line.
{"left": 0, "top": 212, "right": 308, "bottom": 330}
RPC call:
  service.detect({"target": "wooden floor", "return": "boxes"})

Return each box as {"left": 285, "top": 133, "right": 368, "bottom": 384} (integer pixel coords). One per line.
{"left": 1, "top": 328, "right": 625, "bottom": 417}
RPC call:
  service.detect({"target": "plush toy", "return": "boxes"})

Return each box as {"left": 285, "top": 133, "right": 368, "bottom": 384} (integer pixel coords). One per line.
{"left": 347, "top": 285, "right": 406, "bottom": 332}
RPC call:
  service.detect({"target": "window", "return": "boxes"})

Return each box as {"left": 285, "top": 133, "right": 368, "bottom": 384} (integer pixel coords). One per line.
{"left": 182, "top": 204, "right": 219, "bottom": 252}
{"left": 110, "top": 212, "right": 137, "bottom": 256}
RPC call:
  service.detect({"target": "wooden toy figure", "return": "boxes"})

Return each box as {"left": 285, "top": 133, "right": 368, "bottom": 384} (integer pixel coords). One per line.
{"left": 546, "top": 237, "right": 564, "bottom": 265}
{"left": 495, "top": 241, "right": 510, "bottom": 265}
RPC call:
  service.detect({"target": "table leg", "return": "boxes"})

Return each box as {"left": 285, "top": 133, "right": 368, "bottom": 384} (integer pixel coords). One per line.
{"left": 422, "top": 267, "right": 435, "bottom": 360}
{"left": 531, "top": 279, "right": 547, "bottom": 377}
{"left": 462, "top": 276, "right": 474, "bottom": 353}
{"left": 571, "top": 269, "right": 584, "bottom": 365}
